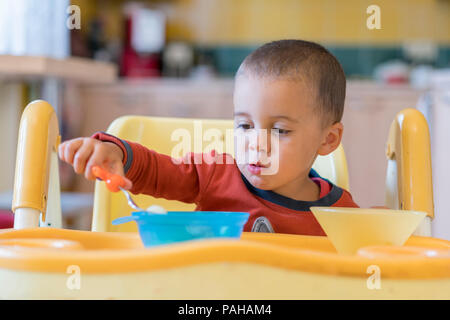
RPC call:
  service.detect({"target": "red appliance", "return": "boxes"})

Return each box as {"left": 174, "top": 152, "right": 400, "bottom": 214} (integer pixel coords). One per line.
{"left": 0, "top": 211, "right": 14, "bottom": 229}
{"left": 120, "top": 4, "right": 165, "bottom": 78}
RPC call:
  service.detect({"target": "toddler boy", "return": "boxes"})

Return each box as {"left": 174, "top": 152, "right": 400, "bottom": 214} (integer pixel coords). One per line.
{"left": 59, "top": 40, "right": 358, "bottom": 236}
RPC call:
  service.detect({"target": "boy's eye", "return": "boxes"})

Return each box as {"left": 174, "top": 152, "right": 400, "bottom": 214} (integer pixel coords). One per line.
{"left": 237, "top": 123, "right": 252, "bottom": 130}
{"left": 273, "top": 128, "right": 291, "bottom": 135}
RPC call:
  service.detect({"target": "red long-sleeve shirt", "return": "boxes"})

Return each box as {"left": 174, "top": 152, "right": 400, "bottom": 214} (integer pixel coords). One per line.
{"left": 93, "top": 132, "right": 359, "bottom": 236}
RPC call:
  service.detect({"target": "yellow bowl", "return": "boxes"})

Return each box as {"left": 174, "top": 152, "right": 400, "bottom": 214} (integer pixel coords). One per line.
{"left": 310, "top": 207, "right": 426, "bottom": 255}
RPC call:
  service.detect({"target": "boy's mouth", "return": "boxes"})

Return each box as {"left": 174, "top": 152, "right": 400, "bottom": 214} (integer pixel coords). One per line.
{"left": 247, "top": 162, "right": 269, "bottom": 175}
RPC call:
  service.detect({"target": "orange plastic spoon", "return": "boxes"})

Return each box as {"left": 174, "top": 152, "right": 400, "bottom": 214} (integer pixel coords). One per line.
{"left": 92, "top": 165, "right": 142, "bottom": 211}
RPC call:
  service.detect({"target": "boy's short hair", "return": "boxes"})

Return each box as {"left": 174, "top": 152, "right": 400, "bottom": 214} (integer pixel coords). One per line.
{"left": 236, "top": 39, "right": 346, "bottom": 125}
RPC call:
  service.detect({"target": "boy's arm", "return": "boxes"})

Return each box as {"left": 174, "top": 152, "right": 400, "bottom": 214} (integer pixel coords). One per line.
{"left": 91, "top": 132, "right": 214, "bottom": 204}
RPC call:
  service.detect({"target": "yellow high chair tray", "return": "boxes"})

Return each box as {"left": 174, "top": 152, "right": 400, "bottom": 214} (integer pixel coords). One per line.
{"left": 0, "top": 227, "right": 449, "bottom": 300}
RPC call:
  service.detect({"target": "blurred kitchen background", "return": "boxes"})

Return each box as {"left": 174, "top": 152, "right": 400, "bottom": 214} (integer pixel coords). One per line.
{"left": 0, "top": 0, "right": 449, "bottom": 238}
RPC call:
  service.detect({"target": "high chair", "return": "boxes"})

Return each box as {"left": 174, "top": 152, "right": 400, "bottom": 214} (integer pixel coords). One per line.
{"left": 0, "top": 100, "right": 448, "bottom": 300}
{"left": 385, "top": 108, "right": 434, "bottom": 237}
{"left": 92, "top": 115, "right": 350, "bottom": 232}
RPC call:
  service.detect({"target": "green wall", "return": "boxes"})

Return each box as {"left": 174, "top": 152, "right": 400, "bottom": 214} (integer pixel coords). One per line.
{"left": 197, "top": 45, "right": 450, "bottom": 77}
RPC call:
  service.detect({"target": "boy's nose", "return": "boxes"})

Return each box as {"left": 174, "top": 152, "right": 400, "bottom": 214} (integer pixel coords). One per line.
{"left": 248, "top": 129, "right": 271, "bottom": 153}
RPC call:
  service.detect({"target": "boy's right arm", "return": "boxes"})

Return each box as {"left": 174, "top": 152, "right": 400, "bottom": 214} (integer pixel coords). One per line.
{"left": 59, "top": 133, "right": 217, "bottom": 204}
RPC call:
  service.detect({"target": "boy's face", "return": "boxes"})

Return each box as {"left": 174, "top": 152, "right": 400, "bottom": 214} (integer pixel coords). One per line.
{"left": 233, "top": 75, "right": 342, "bottom": 198}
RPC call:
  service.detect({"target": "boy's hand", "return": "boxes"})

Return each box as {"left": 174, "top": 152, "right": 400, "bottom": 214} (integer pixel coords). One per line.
{"left": 58, "top": 137, "right": 132, "bottom": 190}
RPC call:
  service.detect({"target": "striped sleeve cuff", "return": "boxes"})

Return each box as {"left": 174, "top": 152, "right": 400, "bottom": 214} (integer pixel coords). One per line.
{"left": 90, "top": 131, "right": 134, "bottom": 174}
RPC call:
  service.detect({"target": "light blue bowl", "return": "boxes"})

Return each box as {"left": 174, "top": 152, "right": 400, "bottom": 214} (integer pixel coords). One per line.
{"left": 112, "top": 211, "right": 250, "bottom": 247}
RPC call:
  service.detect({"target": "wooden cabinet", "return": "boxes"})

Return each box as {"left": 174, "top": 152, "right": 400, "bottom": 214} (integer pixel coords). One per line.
{"left": 76, "top": 79, "right": 234, "bottom": 135}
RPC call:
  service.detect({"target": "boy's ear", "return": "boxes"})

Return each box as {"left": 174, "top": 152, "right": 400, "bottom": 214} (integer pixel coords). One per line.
{"left": 317, "top": 122, "right": 343, "bottom": 156}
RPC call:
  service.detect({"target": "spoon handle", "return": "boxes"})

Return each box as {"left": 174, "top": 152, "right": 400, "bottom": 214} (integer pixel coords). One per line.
{"left": 119, "top": 187, "right": 143, "bottom": 211}
{"left": 92, "top": 166, "right": 127, "bottom": 192}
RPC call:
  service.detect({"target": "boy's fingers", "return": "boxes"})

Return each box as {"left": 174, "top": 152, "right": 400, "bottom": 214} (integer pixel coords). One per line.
{"left": 84, "top": 148, "right": 105, "bottom": 180}
{"left": 58, "top": 142, "right": 66, "bottom": 161}
{"left": 123, "top": 177, "right": 133, "bottom": 191}
{"left": 84, "top": 160, "right": 97, "bottom": 181}
{"left": 108, "top": 160, "right": 125, "bottom": 177}
{"left": 108, "top": 161, "right": 133, "bottom": 190}
{"left": 64, "top": 139, "right": 84, "bottom": 164}
{"left": 73, "top": 142, "right": 94, "bottom": 175}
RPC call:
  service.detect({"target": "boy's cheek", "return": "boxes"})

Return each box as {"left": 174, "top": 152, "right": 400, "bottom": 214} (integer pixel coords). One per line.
{"left": 261, "top": 159, "right": 280, "bottom": 176}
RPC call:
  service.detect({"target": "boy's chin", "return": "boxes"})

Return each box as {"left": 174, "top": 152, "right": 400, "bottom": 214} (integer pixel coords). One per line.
{"left": 243, "top": 172, "right": 275, "bottom": 190}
